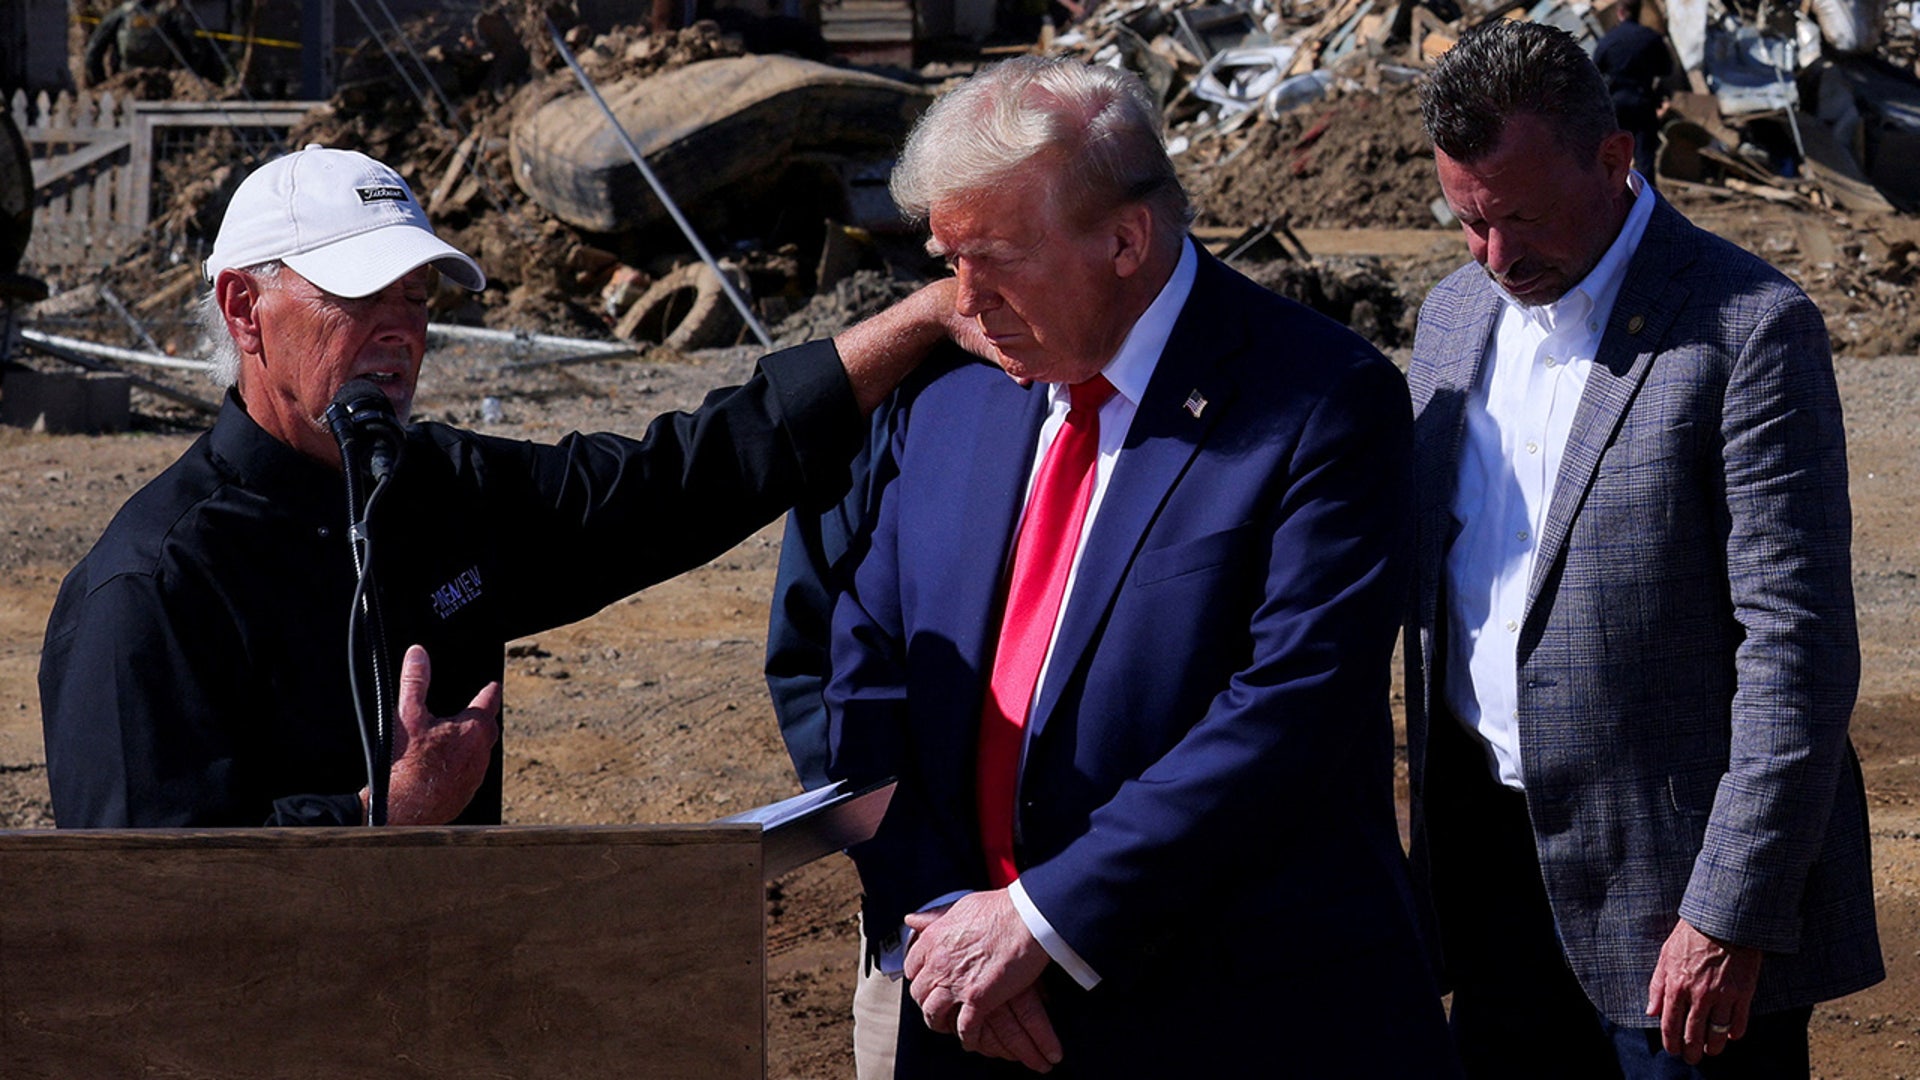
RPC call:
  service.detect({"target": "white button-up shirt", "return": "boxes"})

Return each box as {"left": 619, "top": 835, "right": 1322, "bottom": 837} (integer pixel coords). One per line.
{"left": 1443, "top": 173, "right": 1656, "bottom": 790}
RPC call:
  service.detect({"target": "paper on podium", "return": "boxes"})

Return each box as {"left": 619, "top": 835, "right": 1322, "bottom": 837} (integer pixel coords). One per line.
{"left": 716, "top": 777, "right": 895, "bottom": 879}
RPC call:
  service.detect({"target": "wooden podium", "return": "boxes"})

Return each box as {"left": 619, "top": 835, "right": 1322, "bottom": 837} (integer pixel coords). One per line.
{"left": 0, "top": 825, "right": 768, "bottom": 1078}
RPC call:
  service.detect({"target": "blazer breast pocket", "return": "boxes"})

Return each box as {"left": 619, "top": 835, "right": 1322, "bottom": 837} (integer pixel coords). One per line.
{"left": 1597, "top": 417, "right": 1701, "bottom": 476}
{"left": 1131, "top": 523, "right": 1255, "bottom": 587}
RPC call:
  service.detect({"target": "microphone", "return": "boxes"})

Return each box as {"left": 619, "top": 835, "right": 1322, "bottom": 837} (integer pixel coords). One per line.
{"left": 326, "top": 379, "right": 404, "bottom": 482}
{"left": 325, "top": 378, "right": 405, "bottom": 826}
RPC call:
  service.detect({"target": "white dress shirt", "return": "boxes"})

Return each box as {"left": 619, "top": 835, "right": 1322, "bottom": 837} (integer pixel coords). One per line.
{"left": 891, "top": 238, "right": 1198, "bottom": 989}
{"left": 1443, "top": 173, "right": 1656, "bottom": 790}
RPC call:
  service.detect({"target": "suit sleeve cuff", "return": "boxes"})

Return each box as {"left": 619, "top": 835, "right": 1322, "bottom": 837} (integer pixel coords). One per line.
{"left": 755, "top": 339, "right": 864, "bottom": 512}
{"left": 1009, "top": 878, "right": 1101, "bottom": 990}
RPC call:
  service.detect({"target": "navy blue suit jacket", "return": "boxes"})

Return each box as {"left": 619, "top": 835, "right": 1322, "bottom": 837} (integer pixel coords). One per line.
{"left": 766, "top": 348, "right": 971, "bottom": 791}
{"left": 826, "top": 251, "right": 1454, "bottom": 1074}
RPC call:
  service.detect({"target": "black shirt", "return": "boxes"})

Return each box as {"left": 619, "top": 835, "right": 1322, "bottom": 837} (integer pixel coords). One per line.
{"left": 39, "top": 341, "right": 861, "bottom": 827}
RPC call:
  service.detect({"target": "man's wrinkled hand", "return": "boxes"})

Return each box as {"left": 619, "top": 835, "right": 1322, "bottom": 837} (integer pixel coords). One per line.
{"left": 381, "top": 644, "right": 501, "bottom": 826}
{"left": 969, "top": 985, "right": 1061, "bottom": 1072}
{"left": 903, "top": 889, "right": 1061, "bottom": 1072}
{"left": 1646, "top": 916, "right": 1763, "bottom": 1064}
{"left": 832, "top": 278, "right": 988, "bottom": 415}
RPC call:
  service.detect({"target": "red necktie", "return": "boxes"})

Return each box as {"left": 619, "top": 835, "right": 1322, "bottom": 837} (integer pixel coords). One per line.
{"left": 977, "top": 375, "right": 1117, "bottom": 887}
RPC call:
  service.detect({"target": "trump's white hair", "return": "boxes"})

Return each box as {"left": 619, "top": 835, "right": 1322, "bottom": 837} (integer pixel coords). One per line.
{"left": 890, "top": 56, "right": 1191, "bottom": 238}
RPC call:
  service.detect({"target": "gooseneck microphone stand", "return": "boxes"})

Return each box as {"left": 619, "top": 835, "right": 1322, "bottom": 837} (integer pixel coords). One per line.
{"left": 326, "top": 380, "right": 406, "bottom": 826}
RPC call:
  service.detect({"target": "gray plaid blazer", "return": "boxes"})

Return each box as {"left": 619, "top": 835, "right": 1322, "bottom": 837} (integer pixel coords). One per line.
{"left": 1403, "top": 195, "right": 1884, "bottom": 1024}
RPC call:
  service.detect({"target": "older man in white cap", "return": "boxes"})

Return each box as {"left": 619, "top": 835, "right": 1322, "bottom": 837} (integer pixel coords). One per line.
{"left": 39, "top": 145, "right": 968, "bottom": 828}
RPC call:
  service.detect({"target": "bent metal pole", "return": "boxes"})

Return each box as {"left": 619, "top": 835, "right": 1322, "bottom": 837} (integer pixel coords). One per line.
{"left": 544, "top": 18, "right": 774, "bottom": 350}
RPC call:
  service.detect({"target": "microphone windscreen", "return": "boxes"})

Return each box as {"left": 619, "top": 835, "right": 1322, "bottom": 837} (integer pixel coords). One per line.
{"left": 332, "top": 378, "right": 397, "bottom": 424}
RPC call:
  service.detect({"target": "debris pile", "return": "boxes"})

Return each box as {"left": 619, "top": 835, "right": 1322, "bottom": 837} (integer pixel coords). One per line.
{"left": 1034, "top": 0, "right": 1919, "bottom": 350}
{"left": 1179, "top": 79, "right": 1436, "bottom": 230}
{"left": 19, "top": 0, "right": 1920, "bottom": 382}
{"left": 298, "top": 15, "right": 767, "bottom": 340}
{"left": 1048, "top": 0, "right": 1920, "bottom": 218}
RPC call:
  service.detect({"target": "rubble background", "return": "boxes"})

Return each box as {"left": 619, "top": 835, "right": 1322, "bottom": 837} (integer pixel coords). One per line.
{"left": 4, "top": 0, "right": 1918, "bottom": 1075}
{"left": 1182, "top": 81, "right": 1437, "bottom": 230}
{"left": 29, "top": 0, "right": 1920, "bottom": 391}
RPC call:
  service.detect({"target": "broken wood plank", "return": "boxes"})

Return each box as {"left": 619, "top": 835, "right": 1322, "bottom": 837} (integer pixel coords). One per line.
{"left": 428, "top": 128, "right": 481, "bottom": 216}
{"left": 1288, "top": 0, "right": 1370, "bottom": 74}
{"left": 1792, "top": 108, "right": 1899, "bottom": 215}
{"left": 132, "top": 264, "right": 204, "bottom": 316}
{"left": 1800, "top": 158, "right": 1897, "bottom": 215}
{"left": 1723, "top": 176, "right": 1807, "bottom": 204}
{"left": 28, "top": 133, "right": 131, "bottom": 190}
{"left": 1697, "top": 141, "right": 1790, "bottom": 187}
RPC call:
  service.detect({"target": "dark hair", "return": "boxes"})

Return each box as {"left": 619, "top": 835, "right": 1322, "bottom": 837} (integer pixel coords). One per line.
{"left": 1419, "top": 20, "right": 1619, "bottom": 164}
{"left": 1619, "top": 0, "right": 1643, "bottom": 21}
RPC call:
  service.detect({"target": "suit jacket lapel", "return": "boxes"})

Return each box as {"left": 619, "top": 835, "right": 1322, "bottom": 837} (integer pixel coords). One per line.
{"left": 958, "top": 378, "right": 1053, "bottom": 679}
{"left": 1413, "top": 284, "right": 1500, "bottom": 504}
{"left": 1026, "top": 252, "right": 1241, "bottom": 741}
{"left": 1410, "top": 269, "right": 1500, "bottom": 691}
{"left": 1525, "top": 198, "right": 1697, "bottom": 609}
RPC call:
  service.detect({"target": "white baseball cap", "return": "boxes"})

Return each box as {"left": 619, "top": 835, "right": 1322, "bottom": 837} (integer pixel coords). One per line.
{"left": 204, "top": 145, "right": 485, "bottom": 298}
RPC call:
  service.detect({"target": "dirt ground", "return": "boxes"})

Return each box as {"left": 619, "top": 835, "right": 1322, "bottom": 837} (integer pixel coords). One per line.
{"left": 3, "top": 205, "right": 1918, "bottom": 1078}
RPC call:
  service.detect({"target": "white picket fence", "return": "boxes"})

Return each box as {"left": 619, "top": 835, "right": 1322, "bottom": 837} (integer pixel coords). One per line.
{"left": 11, "top": 89, "right": 319, "bottom": 270}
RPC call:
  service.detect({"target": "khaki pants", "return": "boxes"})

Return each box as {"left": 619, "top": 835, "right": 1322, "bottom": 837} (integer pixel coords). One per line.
{"left": 852, "top": 916, "right": 899, "bottom": 1079}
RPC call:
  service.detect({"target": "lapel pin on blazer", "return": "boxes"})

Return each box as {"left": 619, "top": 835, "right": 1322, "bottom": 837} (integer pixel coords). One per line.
{"left": 1184, "top": 390, "right": 1208, "bottom": 418}
{"left": 1627, "top": 314, "right": 1645, "bottom": 334}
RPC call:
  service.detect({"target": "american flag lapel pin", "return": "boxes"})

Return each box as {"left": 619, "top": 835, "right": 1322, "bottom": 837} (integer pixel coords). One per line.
{"left": 1183, "top": 390, "right": 1208, "bottom": 418}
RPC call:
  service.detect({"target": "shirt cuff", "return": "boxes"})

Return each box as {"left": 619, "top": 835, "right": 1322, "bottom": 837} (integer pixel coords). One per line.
{"left": 1009, "top": 878, "right": 1101, "bottom": 990}
{"left": 876, "top": 889, "right": 972, "bottom": 980}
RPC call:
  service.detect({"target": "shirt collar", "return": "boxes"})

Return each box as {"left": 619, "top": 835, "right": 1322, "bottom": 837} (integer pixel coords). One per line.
{"left": 1051, "top": 235, "right": 1198, "bottom": 408}
{"left": 209, "top": 389, "right": 348, "bottom": 524}
{"left": 1506, "top": 170, "right": 1656, "bottom": 335}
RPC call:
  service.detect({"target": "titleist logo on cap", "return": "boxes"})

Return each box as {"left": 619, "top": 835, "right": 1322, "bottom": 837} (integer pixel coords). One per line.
{"left": 355, "top": 185, "right": 409, "bottom": 204}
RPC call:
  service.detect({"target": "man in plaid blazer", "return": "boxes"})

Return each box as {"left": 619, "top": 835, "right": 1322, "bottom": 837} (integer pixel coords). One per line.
{"left": 1403, "top": 21, "right": 1883, "bottom": 1078}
